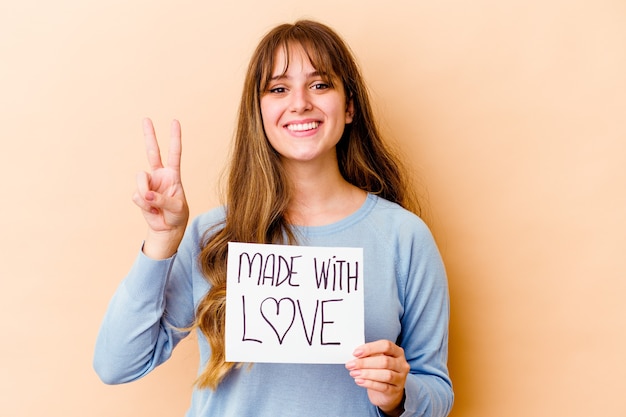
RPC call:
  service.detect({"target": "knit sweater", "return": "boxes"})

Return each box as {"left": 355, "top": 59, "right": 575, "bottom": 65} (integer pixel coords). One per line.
{"left": 94, "top": 194, "right": 453, "bottom": 416}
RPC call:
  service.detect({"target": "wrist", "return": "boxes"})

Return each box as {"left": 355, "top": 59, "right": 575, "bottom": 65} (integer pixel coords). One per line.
{"left": 379, "top": 390, "right": 406, "bottom": 417}
{"left": 142, "top": 229, "right": 184, "bottom": 259}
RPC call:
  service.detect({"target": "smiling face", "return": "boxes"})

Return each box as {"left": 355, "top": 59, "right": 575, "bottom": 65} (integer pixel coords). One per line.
{"left": 260, "top": 44, "right": 354, "bottom": 168}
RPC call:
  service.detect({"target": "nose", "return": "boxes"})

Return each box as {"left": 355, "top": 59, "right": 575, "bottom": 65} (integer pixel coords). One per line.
{"left": 289, "top": 87, "right": 312, "bottom": 113}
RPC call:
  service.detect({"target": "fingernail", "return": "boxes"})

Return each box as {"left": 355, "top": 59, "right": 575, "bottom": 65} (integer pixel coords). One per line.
{"left": 349, "top": 370, "right": 361, "bottom": 377}
{"left": 352, "top": 349, "right": 363, "bottom": 357}
{"left": 345, "top": 360, "right": 356, "bottom": 370}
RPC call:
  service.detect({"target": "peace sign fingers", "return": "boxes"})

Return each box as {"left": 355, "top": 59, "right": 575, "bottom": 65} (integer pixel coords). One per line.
{"left": 143, "top": 118, "right": 164, "bottom": 171}
{"left": 167, "top": 119, "right": 182, "bottom": 171}
{"left": 134, "top": 118, "right": 189, "bottom": 259}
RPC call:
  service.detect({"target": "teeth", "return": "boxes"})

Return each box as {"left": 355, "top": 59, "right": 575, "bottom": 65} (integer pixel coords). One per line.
{"left": 287, "top": 122, "right": 319, "bottom": 132}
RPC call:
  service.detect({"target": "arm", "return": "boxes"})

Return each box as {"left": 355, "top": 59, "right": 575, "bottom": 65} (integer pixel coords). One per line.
{"left": 92, "top": 246, "right": 196, "bottom": 383}
{"left": 395, "top": 222, "right": 453, "bottom": 416}
{"left": 93, "top": 118, "right": 194, "bottom": 383}
{"left": 347, "top": 219, "right": 453, "bottom": 416}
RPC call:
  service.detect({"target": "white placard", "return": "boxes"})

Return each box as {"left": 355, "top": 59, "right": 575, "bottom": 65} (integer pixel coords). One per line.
{"left": 225, "top": 242, "right": 364, "bottom": 363}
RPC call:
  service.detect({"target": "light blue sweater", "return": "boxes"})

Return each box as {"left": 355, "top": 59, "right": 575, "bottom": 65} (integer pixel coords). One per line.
{"left": 94, "top": 194, "right": 453, "bottom": 416}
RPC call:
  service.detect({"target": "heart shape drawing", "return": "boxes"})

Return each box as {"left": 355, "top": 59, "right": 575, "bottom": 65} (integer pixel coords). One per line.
{"left": 260, "top": 297, "right": 296, "bottom": 344}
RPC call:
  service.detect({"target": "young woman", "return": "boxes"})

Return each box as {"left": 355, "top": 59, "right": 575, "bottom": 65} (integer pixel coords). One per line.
{"left": 94, "top": 20, "right": 453, "bottom": 417}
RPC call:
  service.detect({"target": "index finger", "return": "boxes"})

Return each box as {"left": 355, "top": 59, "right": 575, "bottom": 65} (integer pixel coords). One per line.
{"left": 143, "top": 117, "right": 164, "bottom": 171}
{"left": 352, "top": 340, "right": 403, "bottom": 358}
{"left": 167, "top": 119, "right": 182, "bottom": 170}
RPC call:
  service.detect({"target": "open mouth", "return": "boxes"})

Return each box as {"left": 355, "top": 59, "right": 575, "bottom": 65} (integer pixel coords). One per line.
{"left": 286, "top": 121, "right": 320, "bottom": 132}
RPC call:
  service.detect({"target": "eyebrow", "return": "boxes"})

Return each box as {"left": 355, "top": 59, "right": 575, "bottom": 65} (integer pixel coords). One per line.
{"left": 269, "top": 70, "right": 325, "bottom": 82}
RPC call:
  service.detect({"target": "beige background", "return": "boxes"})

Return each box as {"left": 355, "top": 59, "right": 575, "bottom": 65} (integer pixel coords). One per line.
{"left": 1, "top": 0, "right": 625, "bottom": 416}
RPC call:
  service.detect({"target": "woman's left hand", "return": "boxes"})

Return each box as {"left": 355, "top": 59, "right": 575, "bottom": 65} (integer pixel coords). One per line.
{"left": 345, "top": 340, "right": 410, "bottom": 417}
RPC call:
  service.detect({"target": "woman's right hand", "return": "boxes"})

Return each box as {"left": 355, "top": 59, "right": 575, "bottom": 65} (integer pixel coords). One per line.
{"left": 132, "top": 118, "right": 189, "bottom": 259}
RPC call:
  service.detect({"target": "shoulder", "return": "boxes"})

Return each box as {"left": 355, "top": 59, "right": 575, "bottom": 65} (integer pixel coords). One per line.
{"left": 184, "top": 206, "right": 227, "bottom": 245}
{"left": 364, "top": 195, "right": 443, "bottom": 266}
{"left": 193, "top": 206, "right": 227, "bottom": 228}
{"left": 367, "top": 195, "right": 432, "bottom": 240}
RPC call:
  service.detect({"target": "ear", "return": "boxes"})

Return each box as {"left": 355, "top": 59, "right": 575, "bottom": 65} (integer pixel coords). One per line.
{"left": 345, "top": 97, "right": 355, "bottom": 124}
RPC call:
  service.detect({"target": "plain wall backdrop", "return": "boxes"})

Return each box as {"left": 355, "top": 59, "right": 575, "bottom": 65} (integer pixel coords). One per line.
{"left": 1, "top": 0, "right": 625, "bottom": 416}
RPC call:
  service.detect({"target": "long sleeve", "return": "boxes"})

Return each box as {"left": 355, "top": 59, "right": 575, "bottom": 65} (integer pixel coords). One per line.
{"left": 395, "top": 217, "right": 453, "bottom": 417}
{"left": 93, "top": 240, "right": 197, "bottom": 384}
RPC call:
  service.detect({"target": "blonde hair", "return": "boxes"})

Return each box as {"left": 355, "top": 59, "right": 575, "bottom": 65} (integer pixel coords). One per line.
{"left": 193, "top": 20, "right": 420, "bottom": 389}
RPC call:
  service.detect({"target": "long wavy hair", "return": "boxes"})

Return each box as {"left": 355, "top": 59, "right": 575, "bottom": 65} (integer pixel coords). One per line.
{"left": 193, "top": 19, "right": 420, "bottom": 389}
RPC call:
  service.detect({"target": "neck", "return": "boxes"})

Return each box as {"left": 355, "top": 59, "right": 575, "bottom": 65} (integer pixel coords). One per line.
{"left": 283, "top": 159, "right": 367, "bottom": 226}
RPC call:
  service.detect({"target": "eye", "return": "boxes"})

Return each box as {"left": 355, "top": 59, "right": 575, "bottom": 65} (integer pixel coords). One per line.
{"left": 268, "top": 86, "right": 287, "bottom": 94}
{"left": 311, "top": 82, "right": 330, "bottom": 90}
